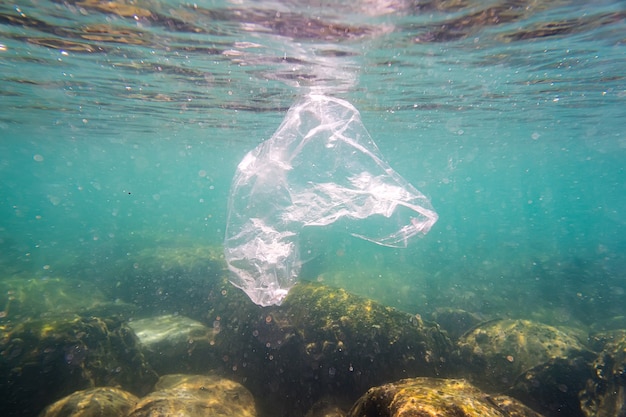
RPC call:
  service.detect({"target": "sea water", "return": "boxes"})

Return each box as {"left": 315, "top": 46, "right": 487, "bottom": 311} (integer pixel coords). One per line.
{"left": 1, "top": 0, "right": 625, "bottom": 327}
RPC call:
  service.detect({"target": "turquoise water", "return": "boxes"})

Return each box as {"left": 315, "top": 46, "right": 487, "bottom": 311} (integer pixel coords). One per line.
{"left": 1, "top": 0, "right": 625, "bottom": 325}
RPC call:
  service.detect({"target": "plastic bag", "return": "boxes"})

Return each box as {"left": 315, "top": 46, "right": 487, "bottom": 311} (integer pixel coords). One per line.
{"left": 224, "top": 94, "right": 437, "bottom": 306}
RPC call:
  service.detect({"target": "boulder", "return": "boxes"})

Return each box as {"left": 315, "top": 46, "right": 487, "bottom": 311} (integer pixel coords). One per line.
{"left": 180, "top": 281, "right": 453, "bottom": 417}
{"left": 579, "top": 330, "right": 626, "bottom": 417}
{"left": 39, "top": 387, "right": 138, "bottom": 417}
{"left": 127, "top": 374, "right": 256, "bottom": 417}
{"left": 0, "top": 276, "right": 132, "bottom": 321}
{"left": 348, "top": 377, "right": 545, "bottom": 417}
{"left": 0, "top": 314, "right": 157, "bottom": 417}
{"left": 431, "top": 308, "right": 484, "bottom": 341}
{"left": 455, "top": 319, "right": 592, "bottom": 390}
{"left": 454, "top": 319, "right": 595, "bottom": 417}
{"left": 128, "top": 314, "right": 217, "bottom": 374}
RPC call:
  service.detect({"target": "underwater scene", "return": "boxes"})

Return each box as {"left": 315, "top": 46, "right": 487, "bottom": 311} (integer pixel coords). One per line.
{"left": 1, "top": 0, "right": 625, "bottom": 416}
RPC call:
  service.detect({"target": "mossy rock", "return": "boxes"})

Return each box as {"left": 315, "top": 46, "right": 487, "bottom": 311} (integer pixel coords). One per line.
{"left": 304, "top": 397, "right": 349, "bottom": 417}
{"left": 348, "top": 377, "right": 545, "bottom": 417}
{"left": 127, "top": 374, "right": 257, "bottom": 417}
{"left": 0, "top": 314, "right": 157, "bottom": 417}
{"left": 188, "top": 281, "right": 452, "bottom": 417}
{"left": 109, "top": 244, "right": 228, "bottom": 318}
{"left": 282, "top": 282, "right": 452, "bottom": 381}
{"left": 510, "top": 356, "right": 593, "bottom": 417}
{"left": 0, "top": 276, "right": 117, "bottom": 321}
{"left": 454, "top": 319, "right": 596, "bottom": 417}
{"left": 431, "top": 308, "right": 484, "bottom": 341}
{"left": 455, "top": 319, "right": 591, "bottom": 390}
{"left": 127, "top": 314, "right": 217, "bottom": 374}
{"left": 579, "top": 330, "right": 626, "bottom": 417}
{"left": 39, "top": 387, "right": 139, "bottom": 417}
{"left": 130, "top": 245, "right": 226, "bottom": 273}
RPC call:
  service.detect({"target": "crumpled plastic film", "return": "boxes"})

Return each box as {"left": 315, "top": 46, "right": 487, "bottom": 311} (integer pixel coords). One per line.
{"left": 224, "top": 94, "right": 437, "bottom": 306}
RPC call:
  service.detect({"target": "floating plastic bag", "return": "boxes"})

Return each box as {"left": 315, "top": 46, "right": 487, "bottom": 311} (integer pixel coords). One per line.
{"left": 224, "top": 94, "right": 437, "bottom": 306}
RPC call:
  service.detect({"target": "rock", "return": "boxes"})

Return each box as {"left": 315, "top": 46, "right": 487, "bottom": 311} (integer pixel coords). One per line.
{"left": 281, "top": 282, "right": 453, "bottom": 385}
{"left": 0, "top": 276, "right": 125, "bottom": 321}
{"left": 249, "top": 282, "right": 452, "bottom": 415}
{"left": 579, "top": 330, "right": 626, "bottom": 417}
{"left": 110, "top": 244, "right": 227, "bottom": 318}
{"left": 127, "top": 374, "right": 257, "bottom": 417}
{"left": 191, "top": 281, "right": 453, "bottom": 417}
{"left": 38, "top": 387, "right": 139, "bottom": 417}
{"left": 589, "top": 316, "right": 626, "bottom": 333}
{"left": 304, "top": 397, "right": 349, "bottom": 417}
{"left": 347, "top": 377, "right": 545, "bottom": 417}
{"left": 431, "top": 308, "right": 484, "bottom": 341}
{"left": 0, "top": 314, "right": 157, "bottom": 417}
{"left": 84, "top": 243, "right": 455, "bottom": 416}
{"left": 454, "top": 319, "right": 596, "bottom": 417}
{"left": 455, "top": 319, "right": 592, "bottom": 390}
{"left": 509, "top": 356, "right": 593, "bottom": 417}
{"left": 127, "top": 314, "right": 217, "bottom": 374}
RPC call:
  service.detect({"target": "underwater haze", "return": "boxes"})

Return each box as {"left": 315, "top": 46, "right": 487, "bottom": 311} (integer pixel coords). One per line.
{"left": 1, "top": 0, "right": 626, "bottom": 328}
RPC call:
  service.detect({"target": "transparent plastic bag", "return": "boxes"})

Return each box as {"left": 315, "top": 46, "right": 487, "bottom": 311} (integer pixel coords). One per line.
{"left": 224, "top": 94, "right": 437, "bottom": 306}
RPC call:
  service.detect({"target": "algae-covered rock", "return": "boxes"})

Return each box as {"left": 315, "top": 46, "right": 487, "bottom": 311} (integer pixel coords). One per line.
{"left": 39, "top": 387, "right": 139, "bottom": 417}
{"left": 305, "top": 397, "right": 348, "bottom": 417}
{"left": 282, "top": 282, "right": 452, "bottom": 384}
{"left": 127, "top": 314, "right": 217, "bottom": 374}
{"left": 195, "top": 281, "right": 452, "bottom": 417}
{"left": 510, "top": 356, "right": 593, "bottom": 417}
{"left": 455, "top": 319, "right": 591, "bottom": 390}
{"left": 239, "top": 282, "right": 452, "bottom": 416}
{"left": 110, "top": 244, "right": 227, "bottom": 318}
{"left": 579, "top": 330, "right": 626, "bottom": 417}
{"left": 454, "top": 319, "right": 596, "bottom": 417}
{"left": 348, "top": 377, "right": 545, "bottom": 417}
{"left": 0, "top": 314, "right": 157, "bottom": 417}
{"left": 127, "top": 374, "right": 256, "bottom": 417}
{"left": 431, "top": 308, "right": 484, "bottom": 341}
{"left": 0, "top": 276, "right": 124, "bottom": 321}
{"left": 72, "top": 242, "right": 453, "bottom": 416}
